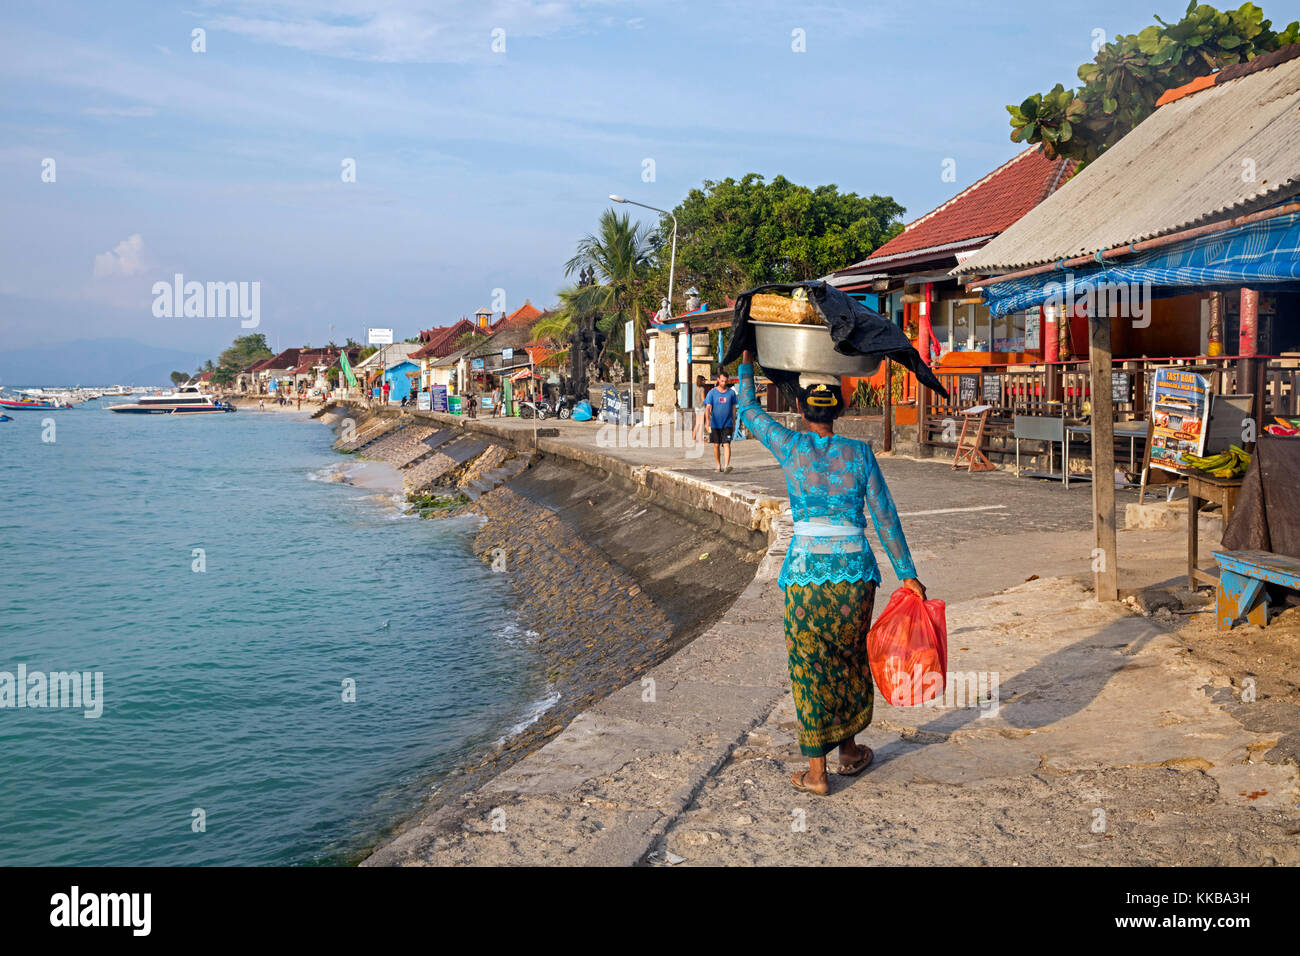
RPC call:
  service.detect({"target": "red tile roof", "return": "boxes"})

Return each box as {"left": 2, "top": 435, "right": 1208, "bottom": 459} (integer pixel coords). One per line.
{"left": 262, "top": 348, "right": 302, "bottom": 370}
{"left": 412, "top": 318, "right": 481, "bottom": 359}
{"left": 857, "top": 149, "right": 1075, "bottom": 267}
{"left": 503, "top": 301, "right": 542, "bottom": 325}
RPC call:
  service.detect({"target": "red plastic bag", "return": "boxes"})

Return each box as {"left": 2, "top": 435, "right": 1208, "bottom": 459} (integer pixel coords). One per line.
{"left": 867, "top": 587, "right": 948, "bottom": 707}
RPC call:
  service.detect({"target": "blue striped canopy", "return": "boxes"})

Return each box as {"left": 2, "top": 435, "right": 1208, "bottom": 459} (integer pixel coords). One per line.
{"left": 979, "top": 209, "right": 1300, "bottom": 315}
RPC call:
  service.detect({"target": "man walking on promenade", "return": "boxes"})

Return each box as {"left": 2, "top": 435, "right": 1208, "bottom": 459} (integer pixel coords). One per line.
{"left": 703, "top": 369, "right": 737, "bottom": 473}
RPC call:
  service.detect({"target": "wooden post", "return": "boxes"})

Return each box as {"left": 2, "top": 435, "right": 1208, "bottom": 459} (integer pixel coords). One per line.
{"left": 882, "top": 358, "right": 893, "bottom": 453}
{"left": 1207, "top": 292, "right": 1224, "bottom": 357}
{"left": 1090, "top": 311, "right": 1119, "bottom": 602}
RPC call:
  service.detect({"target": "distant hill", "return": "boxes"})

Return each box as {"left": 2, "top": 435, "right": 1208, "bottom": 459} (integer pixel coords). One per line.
{"left": 0, "top": 338, "right": 211, "bottom": 388}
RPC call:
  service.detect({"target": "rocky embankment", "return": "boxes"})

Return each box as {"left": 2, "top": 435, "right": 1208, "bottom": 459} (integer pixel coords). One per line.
{"left": 317, "top": 404, "right": 769, "bottom": 857}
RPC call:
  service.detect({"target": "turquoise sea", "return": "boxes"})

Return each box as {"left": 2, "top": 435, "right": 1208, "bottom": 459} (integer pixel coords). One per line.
{"left": 0, "top": 404, "right": 548, "bottom": 865}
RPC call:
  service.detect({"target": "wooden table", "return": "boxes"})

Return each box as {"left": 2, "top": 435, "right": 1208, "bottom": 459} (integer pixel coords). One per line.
{"left": 1062, "top": 421, "right": 1150, "bottom": 488}
{"left": 1212, "top": 549, "right": 1300, "bottom": 630}
{"left": 1184, "top": 470, "right": 1244, "bottom": 590}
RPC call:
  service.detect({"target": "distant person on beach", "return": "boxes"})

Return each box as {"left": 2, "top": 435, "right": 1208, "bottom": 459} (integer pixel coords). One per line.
{"left": 468, "top": 394, "right": 478, "bottom": 418}
{"left": 737, "top": 349, "right": 927, "bottom": 797}
{"left": 296, "top": 393, "right": 302, "bottom": 411}
{"left": 693, "top": 375, "right": 708, "bottom": 443}
{"left": 259, "top": 398, "right": 265, "bottom": 411}
{"left": 703, "top": 370, "right": 737, "bottom": 473}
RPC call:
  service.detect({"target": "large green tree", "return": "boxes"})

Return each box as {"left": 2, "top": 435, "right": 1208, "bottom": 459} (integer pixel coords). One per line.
{"left": 647, "top": 174, "right": 904, "bottom": 312}
{"left": 1009, "top": 2, "right": 1299, "bottom": 164}
{"left": 217, "top": 333, "right": 273, "bottom": 371}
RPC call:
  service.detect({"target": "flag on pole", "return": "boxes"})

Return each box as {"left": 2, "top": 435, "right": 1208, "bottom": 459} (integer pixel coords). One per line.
{"left": 339, "top": 349, "right": 358, "bottom": 387}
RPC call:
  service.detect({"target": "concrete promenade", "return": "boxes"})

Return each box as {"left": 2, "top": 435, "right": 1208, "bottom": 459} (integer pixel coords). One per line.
{"left": 363, "top": 410, "right": 1299, "bottom": 866}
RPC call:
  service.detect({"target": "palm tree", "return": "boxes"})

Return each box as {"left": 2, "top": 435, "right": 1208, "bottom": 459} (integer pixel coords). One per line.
{"left": 564, "top": 209, "right": 657, "bottom": 358}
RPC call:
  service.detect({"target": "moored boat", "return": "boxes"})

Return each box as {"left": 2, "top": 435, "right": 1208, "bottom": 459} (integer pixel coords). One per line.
{"left": 107, "top": 385, "right": 236, "bottom": 414}
{"left": 0, "top": 393, "right": 71, "bottom": 410}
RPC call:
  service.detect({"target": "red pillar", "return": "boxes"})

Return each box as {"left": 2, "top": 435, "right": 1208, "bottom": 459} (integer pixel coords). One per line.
{"left": 1239, "top": 288, "right": 1259, "bottom": 356}
{"left": 1238, "top": 287, "right": 1262, "bottom": 436}
{"left": 1042, "top": 305, "right": 1059, "bottom": 364}
{"left": 919, "top": 284, "right": 932, "bottom": 362}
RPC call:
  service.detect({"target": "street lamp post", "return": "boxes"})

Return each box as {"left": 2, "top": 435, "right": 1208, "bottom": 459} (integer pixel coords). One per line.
{"left": 610, "top": 194, "right": 678, "bottom": 423}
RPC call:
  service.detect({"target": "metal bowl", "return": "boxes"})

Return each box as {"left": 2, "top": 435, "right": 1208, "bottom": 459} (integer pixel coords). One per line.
{"left": 751, "top": 320, "right": 881, "bottom": 377}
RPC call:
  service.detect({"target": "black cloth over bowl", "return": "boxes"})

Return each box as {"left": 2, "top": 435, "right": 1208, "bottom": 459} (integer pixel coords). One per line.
{"left": 1222, "top": 434, "right": 1300, "bottom": 558}
{"left": 720, "top": 280, "right": 949, "bottom": 405}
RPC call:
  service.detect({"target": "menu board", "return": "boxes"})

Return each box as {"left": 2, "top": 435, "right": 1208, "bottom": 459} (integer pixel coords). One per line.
{"left": 959, "top": 375, "right": 978, "bottom": 406}
{"left": 1149, "top": 368, "right": 1211, "bottom": 473}
{"left": 983, "top": 374, "right": 1003, "bottom": 405}
{"left": 416, "top": 390, "right": 431, "bottom": 411}
{"left": 1111, "top": 371, "right": 1130, "bottom": 405}
{"left": 430, "top": 385, "right": 448, "bottom": 412}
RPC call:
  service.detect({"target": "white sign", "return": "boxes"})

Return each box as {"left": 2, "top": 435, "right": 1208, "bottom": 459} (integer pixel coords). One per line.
{"left": 625, "top": 320, "right": 634, "bottom": 353}
{"left": 501, "top": 347, "right": 513, "bottom": 362}
{"left": 368, "top": 328, "right": 393, "bottom": 345}
{"left": 1025, "top": 308, "right": 1041, "bottom": 350}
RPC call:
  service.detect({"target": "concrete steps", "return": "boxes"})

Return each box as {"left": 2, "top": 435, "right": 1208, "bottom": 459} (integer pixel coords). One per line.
{"left": 459, "top": 453, "right": 534, "bottom": 499}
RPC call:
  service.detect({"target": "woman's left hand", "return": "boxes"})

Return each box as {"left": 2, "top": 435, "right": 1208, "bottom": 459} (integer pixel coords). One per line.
{"left": 902, "top": 578, "right": 927, "bottom": 600}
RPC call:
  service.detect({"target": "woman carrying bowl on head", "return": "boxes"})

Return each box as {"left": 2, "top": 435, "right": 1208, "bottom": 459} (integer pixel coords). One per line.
{"left": 737, "top": 349, "right": 926, "bottom": 796}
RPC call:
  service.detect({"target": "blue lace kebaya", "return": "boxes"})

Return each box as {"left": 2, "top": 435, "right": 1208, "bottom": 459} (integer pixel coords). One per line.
{"left": 737, "top": 363, "right": 917, "bottom": 589}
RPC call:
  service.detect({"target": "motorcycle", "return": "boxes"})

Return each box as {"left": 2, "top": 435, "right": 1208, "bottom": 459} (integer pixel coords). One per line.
{"left": 518, "top": 400, "right": 547, "bottom": 420}
{"left": 553, "top": 395, "right": 573, "bottom": 420}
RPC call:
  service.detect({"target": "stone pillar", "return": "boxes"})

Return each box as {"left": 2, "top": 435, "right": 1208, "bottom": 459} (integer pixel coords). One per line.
{"left": 646, "top": 329, "right": 679, "bottom": 427}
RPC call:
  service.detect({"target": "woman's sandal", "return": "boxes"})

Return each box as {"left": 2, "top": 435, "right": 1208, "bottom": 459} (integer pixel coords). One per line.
{"left": 790, "top": 771, "right": 829, "bottom": 796}
{"left": 837, "top": 745, "right": 874, "bottom": 777}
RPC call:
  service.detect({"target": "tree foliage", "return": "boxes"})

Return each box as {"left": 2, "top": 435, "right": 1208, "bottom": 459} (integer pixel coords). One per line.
{"left": 217, "top": 333, "right": 273, "bottom": 372}
{"left": 1009, "top": 2, "right": 1299, "bottom": 164}
{"left": 649, "top": 174, "right": 904, "bottom": 311}
{"left": 564, "top": 209, "right": 658, "bottom": 358}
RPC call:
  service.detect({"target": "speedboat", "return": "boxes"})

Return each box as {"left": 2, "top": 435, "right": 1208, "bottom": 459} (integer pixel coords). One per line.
{"left": 107, "top": 385, "right": 236, "bottom": 414}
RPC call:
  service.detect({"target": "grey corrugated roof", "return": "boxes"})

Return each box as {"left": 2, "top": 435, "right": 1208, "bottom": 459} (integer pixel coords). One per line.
{"left": 954, "top": 50, "right": 1300, "bottom": 276}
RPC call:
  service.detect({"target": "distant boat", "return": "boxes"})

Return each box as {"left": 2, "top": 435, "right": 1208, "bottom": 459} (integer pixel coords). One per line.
{"left": 0, "top": 394, "right": 70, "bottom": 410}
{"left": 107, "top": 385, "right": 235, "bottom": 415}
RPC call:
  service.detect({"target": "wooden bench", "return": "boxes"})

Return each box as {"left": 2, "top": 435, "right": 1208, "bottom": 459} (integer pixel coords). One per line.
{"left": 1211, "top": 549, "right": 1300, "bottom": 630}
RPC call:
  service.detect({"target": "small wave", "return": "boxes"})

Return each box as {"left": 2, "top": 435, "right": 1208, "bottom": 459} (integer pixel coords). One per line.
{"left": 497, "top": 621, "right": 542, "bottom": 646}
{"left": 499, "top": 689, "right": 562, "bottom": 744}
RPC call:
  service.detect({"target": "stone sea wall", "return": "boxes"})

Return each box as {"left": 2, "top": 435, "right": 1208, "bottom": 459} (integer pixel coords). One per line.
{"left": 318, "top": 403, "right": 772, "bottom": 859}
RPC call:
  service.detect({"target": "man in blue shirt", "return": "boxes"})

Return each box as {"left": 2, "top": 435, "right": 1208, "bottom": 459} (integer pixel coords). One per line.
{"left": 703, "top": 369, "right": 738, "bottom": 473}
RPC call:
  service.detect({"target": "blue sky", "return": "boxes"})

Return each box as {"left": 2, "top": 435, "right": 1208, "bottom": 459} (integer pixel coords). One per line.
{"left": 2, "top": 0, "right": 1190, "bottom": 366}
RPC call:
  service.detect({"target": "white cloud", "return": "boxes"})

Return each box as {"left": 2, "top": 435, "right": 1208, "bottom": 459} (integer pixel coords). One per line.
{"left": 202, "top": 0, "right": 617, "bottom": 62}
{"left": 92, "top": 234, "right": 148, "bottom": 278}
{"left": 83, "top": 105, "right": 157, "bottom": 117}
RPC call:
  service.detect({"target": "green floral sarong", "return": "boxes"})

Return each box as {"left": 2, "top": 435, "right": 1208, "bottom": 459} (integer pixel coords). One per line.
{"left": 783, "top": 579, "right": 877, "bottom": 757}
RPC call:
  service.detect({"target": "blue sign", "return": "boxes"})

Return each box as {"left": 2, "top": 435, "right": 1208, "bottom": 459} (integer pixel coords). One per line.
{"left": 431, "top": 385, "right": 448, "bottom": 412}
{"left": 471, "top": 358, "right": 485, "bottom": 372}
{"left": 601, "top": 386, "right": 630, "bottom": 422}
